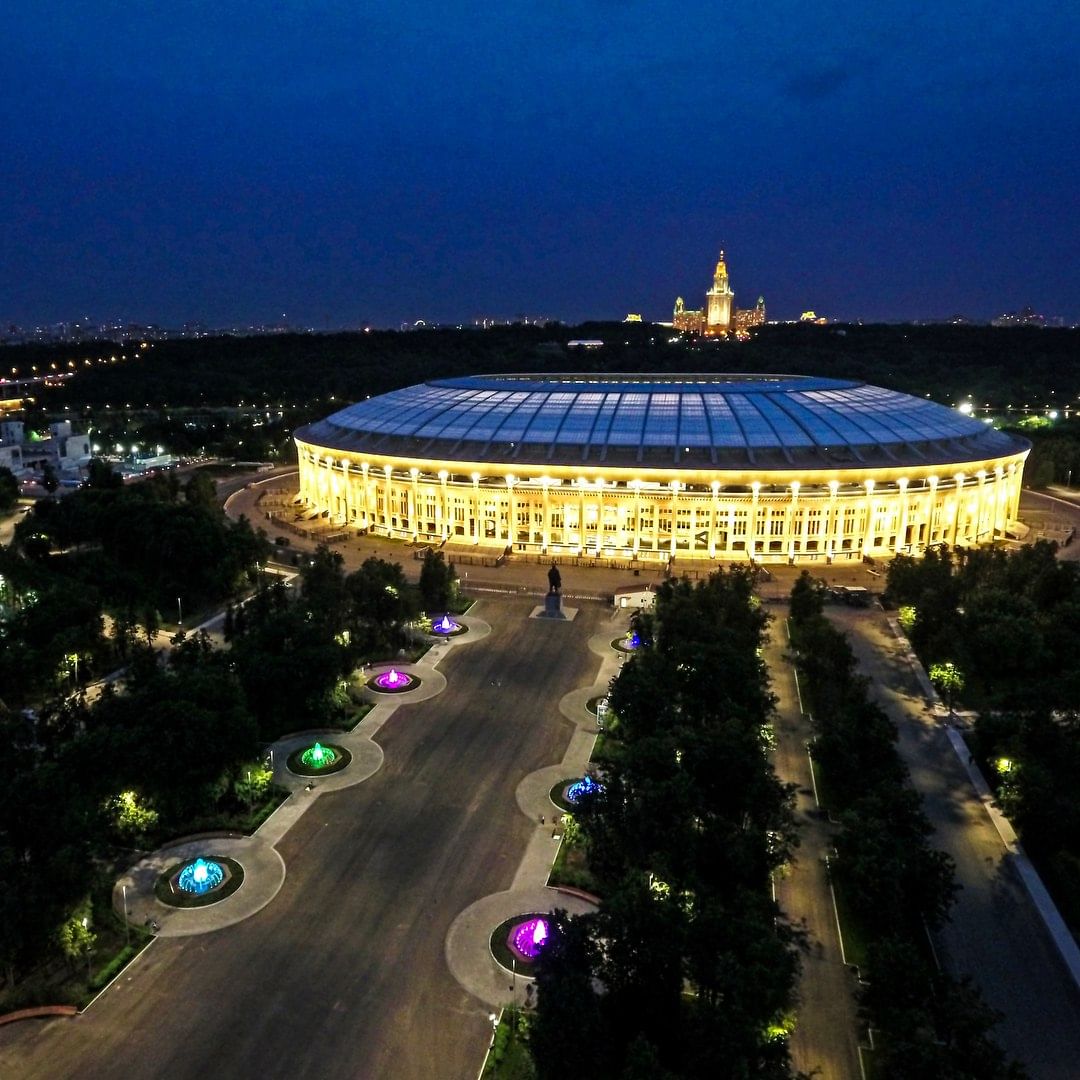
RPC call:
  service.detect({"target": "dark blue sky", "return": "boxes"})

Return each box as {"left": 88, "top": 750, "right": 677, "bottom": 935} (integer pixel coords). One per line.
{"left": 4, "top": 2, "right": 1078, "bottom": 327}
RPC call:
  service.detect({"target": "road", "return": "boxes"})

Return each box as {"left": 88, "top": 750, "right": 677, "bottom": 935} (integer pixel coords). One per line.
{"left": 765, "top": 617, "right": 862, "bottom": 1080}
{"left": 0, "top": 597, "right": 605, "bottom": 1080}
{"left": 831, "top": 607, "right": 1080, "bottom": 1080}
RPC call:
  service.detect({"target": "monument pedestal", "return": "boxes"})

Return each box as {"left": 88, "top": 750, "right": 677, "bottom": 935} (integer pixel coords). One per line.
{"left": 544, "top": 592, "right": 561, "bottom": 617}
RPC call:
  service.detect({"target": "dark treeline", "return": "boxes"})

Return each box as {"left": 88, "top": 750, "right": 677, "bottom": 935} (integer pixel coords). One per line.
{"left": 531, "top": 570, "right": 800, "bottom": 1079}
{"left": 9, "top": 322, "right": 1080, "bottom": 411}
{"left": 884, "top": 544, "right": 1080, "bottom": 931}
{"left": 788, "top": 573, "right": 1022, "bottom": 1078}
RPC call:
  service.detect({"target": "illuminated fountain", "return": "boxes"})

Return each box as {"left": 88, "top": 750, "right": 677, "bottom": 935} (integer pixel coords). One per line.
{"left": 507, "top": 915, "right": 550, "bottom": 962}
{"left": 612, "top": 629, "right": 643, "bottom": 653}
{"left": 565, "top": 775, "right": 604, "bottom": 804}
{"left": 430, "top": 614, "right": 463, "bottom": 636}
{"left": 177, "top": 857, "right": 224, "bottom": 895}
{"left": 369, "top": 667, "right": 419, "bottom": 693}
{"left": 300, "top": 742, "right": 337, "bottom": 769}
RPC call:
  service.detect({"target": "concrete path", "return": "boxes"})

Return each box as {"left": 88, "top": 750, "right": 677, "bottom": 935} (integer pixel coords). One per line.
{"left": 113, "top": 837, "right": 285, "bottom": 938}
{"left": 445, "top": 886, "right": 599, "bottom": 1009}
{"left": 833, "top": 607, "right": 1080, "bottom": 1080}
{"left": 764, "top": 617, "right": 862, "bottom": 1080}
{"left": 441, "top": 608, "right": 627, "bottom": 1011}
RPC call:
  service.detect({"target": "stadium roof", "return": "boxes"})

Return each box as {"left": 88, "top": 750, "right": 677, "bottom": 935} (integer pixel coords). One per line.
{"left": 295, "top": 374, "right": 1028, "bottom": 470}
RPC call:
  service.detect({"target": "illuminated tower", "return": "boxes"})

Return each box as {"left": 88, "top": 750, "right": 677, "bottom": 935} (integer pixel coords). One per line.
{"left": 705, "top": 252, "right": 734, "bottom": 335}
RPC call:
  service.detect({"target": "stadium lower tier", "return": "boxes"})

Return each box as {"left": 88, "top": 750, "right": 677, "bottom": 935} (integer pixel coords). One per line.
{"left": 293, "top": 446, "right": 1026, "bottom": 564}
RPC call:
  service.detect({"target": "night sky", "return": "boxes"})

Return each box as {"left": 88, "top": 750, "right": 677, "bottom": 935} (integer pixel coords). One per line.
{"left": 4, "top": 3, "right": 1078, "bottom": 327}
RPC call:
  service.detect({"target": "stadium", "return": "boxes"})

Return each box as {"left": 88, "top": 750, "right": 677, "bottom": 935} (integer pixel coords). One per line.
{"left": 292, "top": 373, "right": 1029, "bottom": 566}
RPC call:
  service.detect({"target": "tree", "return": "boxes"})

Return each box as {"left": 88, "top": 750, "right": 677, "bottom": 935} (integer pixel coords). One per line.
{"left": 86, "top": 457, "right": 122, "bottom": 490}
{"left": 418, "top": 549, "right": 457, "bottom": 612}
{"left": 0, "top": 465, "right": 18, "bottom": 512}
{"left": 928, "top": 661, "right": 964, "bottom": 714}
{"left": 40, "top": 464, "right": 59, "bottom": 494}
{"left": 183, "top": 470, "right": 218, "bottom": 510}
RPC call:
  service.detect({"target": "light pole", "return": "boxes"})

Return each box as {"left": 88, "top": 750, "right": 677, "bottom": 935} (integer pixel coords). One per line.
{"left": 177, "top": 597, "right": 183, "bottom": 626}
{"left": 121, "top": 885, "right": 130, "bottom": 948}
{"left": 81, "top": 917, "right": 92, "bottom": 981}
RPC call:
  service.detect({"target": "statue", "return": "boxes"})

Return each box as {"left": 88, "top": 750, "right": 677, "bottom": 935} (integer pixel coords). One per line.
{"left": 547, "top": 561, "right": 561, "bottom": 594}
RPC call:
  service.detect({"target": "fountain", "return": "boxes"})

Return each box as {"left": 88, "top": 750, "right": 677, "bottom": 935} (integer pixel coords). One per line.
{"left": 430, "top": 614, "right": 462, "bottom": 636}
{"left": 612, "top": 629, "right": 644, "bottom": 652}
{"left": 177, "top": 857, "right": 225, "bottom": 895}
{"left": 508, "top": 915, "right": 550, "bottom": 962}
{"left": 565, "top": 775, "right": 604, "bottom": 804}
{"left": 370, "top": 667, "right": 419, "bottom": 693}
{"left": 300, "top": 741, "right": 337, "bottom": 769}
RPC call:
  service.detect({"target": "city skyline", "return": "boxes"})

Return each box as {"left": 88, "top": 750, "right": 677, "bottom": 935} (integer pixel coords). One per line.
{"left": 3, "top": 4, "right": 1078, "bottom": 327}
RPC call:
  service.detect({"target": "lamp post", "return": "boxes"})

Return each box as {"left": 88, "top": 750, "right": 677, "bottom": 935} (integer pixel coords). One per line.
{"left": 81, "top": 917, "right": 92, "bottom": 981}
{"left": 121, "top": 885, "right": 130, "bottom": 948}
{"left": 177, "top": 597, "right": 182, "bottom": 626}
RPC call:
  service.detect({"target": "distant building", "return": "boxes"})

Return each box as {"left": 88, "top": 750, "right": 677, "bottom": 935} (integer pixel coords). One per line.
{"left": 992, "top": 306, "right": 1046, "bottom": 328}
{"left": 673, "top": 252, "right": 764, "bottom": 336}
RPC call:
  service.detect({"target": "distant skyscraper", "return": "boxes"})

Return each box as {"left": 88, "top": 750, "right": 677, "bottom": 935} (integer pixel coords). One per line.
{"left": 672, "top": 251, "right": 763, "bottom": 336}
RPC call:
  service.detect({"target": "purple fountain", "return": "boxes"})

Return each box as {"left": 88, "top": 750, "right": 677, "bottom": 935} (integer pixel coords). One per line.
{"left": 431, "top": 615, "right": 461, "bottom": 635}
{"left": 372, "top": 667, "right": 416, "bottom": 691}
{"left": 507, "top": 916, "right": 550, "bottom": 962}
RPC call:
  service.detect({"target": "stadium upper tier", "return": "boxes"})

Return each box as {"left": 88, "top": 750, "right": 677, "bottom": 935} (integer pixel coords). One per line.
{"left": 294, "top": 373, "right": 1024, "bottom": 470}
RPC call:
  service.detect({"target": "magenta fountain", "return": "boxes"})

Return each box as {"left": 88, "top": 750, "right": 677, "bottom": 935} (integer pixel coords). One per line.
{"left": 508, "top": 915, "right": 550, "bottom": 962}
{"left": 372, "top": 667, "right": 416, "bottom": 691}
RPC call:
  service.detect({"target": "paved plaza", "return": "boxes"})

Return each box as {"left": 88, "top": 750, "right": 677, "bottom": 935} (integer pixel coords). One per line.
{"left": 0, "top": 597, "right": 620, "bottom": 1080}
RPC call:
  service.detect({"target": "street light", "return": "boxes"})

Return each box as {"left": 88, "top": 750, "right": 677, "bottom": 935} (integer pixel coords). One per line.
{"left": 81, "top": 916, "right": 92, "bottom": 981}
{"left": 177, "top": 597, "right": 182, "bottom": 626}
{"left": 121, "top": 884, "right": 130, "bottom": 948}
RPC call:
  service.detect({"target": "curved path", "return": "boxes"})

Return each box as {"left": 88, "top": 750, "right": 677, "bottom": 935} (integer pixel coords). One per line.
{"left": 445, "top": 886, "right": 599, "bottom": 1008}
{"left": 113, "top": 837, "right": 286, "bottom": 938}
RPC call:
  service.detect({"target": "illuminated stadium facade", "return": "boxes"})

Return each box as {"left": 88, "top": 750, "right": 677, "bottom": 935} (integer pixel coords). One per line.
{"left": 293, "top": 374, "right": 1029, "bottom": 565}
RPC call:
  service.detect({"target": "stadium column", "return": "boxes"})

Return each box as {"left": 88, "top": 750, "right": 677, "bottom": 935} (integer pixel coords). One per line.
{"left": 651, "top": 487, "right": 661, "bottom": 556}
{"left": 383, "top": 464, "right": 393, "bottom": 532}
{"left": 927, "top": 475, "right": 940, "bottom": 543}
{"left": 708, "top": 481, "right": 720, "bottom": 558}
{"left": 542, "top": 478, "right": 551, "bottom": 552}
{"left": 895, "top": 477, "right": 909, "bottom": 554}
{"left": 992, "top": 464, "right": 1005, "bottom": 536}
{"left": 788, "top": 481, "right": 800, "bottom": 561}
{"left": 1008, "top": 462, "right": 1022, "bottom": 522}
{"left": 975, "top": 469, "right": 988, "bottom": 542}
{"left": 358, "top": 462, "right": 369, "bottom": 527}
{"left": 577, "top": 477, "right": 587, "bottom": 555}
{"left": 949, "top": 473, "right": 965, "bottom": 546}
{"left": 861, "top": 479, "right": 875, "bottom": 556}
{"left": 632, "top": 480, "right": 641, "bottom": 556}
{"left": 409, "top": 467, "right": 419, "bottom": 540}
{"left": 597, "top": 480, "right": 607, "bottom": 555}
{"left": 506, "top": 476, "right": 515, "bottom": 547}
{"left": 749, "top": 481, "right": 760, "bottom": 560}
{"left": 470, "top": 472, "right": 480, "bottom": 544}
{"left": 342, "top": 460, "right": 352, "bottom": 524}
{"left": 826, "top": 479, "right": 839, "bottom": 561}
{"left": 438, "top": 470, "right": 448, "bottom": 540}
{"left": 669, "top": 481, "right": 680, "bottom": 557}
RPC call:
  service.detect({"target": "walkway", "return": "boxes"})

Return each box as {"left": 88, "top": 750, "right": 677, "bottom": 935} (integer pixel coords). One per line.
{"left": 764, "top": 617, "right": 862, "bottom": 1080}
{"left": 833, "top": 607, "right": 1080, "bottom": 1080}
